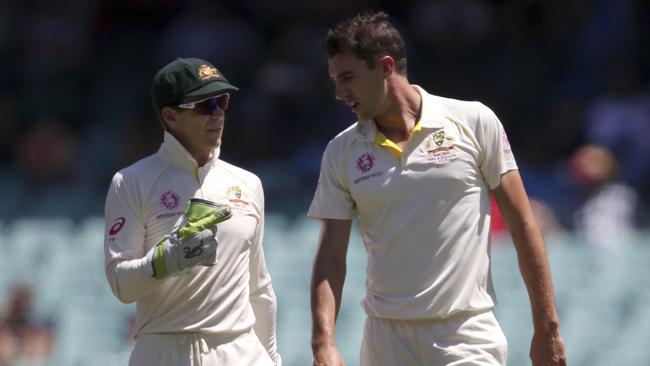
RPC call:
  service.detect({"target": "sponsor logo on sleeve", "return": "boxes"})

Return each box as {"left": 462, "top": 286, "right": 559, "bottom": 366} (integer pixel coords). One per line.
{"left": 109, "top": 217, "right": 125, "bottom": 236}
{"left": 501, "top": 128, "right": 512, "bottom": 154}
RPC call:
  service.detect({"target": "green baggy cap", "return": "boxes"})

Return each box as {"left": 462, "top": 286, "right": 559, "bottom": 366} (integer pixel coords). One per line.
{"left": 151, "top": 57, "right": 239, "bottom": 111}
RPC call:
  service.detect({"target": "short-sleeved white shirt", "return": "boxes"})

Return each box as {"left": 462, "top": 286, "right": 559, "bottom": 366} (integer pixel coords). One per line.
{"left": 308, "top": 86, "right": 517, "bottom": 319}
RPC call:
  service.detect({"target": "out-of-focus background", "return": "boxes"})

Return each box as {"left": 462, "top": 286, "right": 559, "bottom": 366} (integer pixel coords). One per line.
{"left": 0, "top": 0, "right": 648, "bottom": 365}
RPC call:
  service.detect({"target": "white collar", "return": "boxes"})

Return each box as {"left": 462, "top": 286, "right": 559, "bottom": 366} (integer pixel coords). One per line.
{"left": 158, "top": 130, "right": 220, "bottom": 171}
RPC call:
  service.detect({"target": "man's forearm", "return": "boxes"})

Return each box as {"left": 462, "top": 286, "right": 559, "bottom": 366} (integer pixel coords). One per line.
{"left": 511, "top": 222, "right": 560, "bottom": 331}
{"left": 311, "top": 258, "right": 346, "bottom": 350}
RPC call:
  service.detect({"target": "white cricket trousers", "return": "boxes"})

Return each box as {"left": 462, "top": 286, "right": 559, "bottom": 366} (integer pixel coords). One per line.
{"left": 129, "top": 330, "right": 274, "bottom": 366}
{"left": 361, "top": 310, "right": 507, "bottom": 366}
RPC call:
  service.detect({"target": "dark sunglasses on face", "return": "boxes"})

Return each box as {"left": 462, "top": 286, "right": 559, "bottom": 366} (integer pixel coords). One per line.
{"left": 177, "top": 93, "right": 230, "bottom": 115}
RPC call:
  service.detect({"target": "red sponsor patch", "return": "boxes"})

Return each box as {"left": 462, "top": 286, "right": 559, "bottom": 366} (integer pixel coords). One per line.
{"left": 228, "top": 198, "right": 250, "bottom": 205}
{"left": 109, "top": 217, "right": 125, "bottom": 235}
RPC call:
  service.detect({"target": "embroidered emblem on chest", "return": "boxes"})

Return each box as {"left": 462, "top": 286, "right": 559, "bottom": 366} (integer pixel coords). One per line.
{"left": 227, "top": 185, "right": 253, "bottom": 214}
{"left": 424, "top": 130, "right": 457, "bottom": 165}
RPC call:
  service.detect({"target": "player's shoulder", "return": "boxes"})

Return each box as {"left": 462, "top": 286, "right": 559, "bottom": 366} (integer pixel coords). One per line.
{"left": 330, "top": 122, "right": 358, "bottom": 143}
{"left": 323, "top": 122, "right": 358, "bottom": 155}
{"left": 111, "top": 152, "right": 167, "bottom": 187}
{"left": 216, "top": 159, "right": 262, "bottom": 187}
{"left": 433, "top": 95, "right": 488, "bottom": 118}
{"left": 432, "top": 94, "right": 499, "bottom": 130}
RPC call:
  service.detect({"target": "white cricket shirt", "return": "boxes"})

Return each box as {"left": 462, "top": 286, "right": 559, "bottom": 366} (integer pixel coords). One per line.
{"left": 308, "top": 86, "right": 517, "bottom": 320}
{"left": 104, "top": 131, "right": 278, "bottom": 360}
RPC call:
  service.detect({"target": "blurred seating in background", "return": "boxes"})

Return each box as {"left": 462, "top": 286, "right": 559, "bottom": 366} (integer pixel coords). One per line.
{"left": 1, "top": 215, "right": 648, "bottom": 366}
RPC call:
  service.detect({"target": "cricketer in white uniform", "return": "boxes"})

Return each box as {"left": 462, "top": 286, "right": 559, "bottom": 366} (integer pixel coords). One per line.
{"left": 310, "top": 12, "right": 566, "bottom": 366}
{"left": 104, "top": 58, "right": 281, "bottom": 366}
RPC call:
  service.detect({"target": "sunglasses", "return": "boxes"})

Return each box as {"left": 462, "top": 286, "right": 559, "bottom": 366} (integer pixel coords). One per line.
{"left": 177, "top": 93, "right": 230, "bottom": 115}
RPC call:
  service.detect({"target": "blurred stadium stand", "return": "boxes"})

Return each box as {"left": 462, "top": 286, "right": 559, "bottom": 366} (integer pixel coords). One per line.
{"left": 1, "top": 215, "right": 649, "bottom": 366}
{"left": 0, "top": 1, "right": 648, "bottom": 365}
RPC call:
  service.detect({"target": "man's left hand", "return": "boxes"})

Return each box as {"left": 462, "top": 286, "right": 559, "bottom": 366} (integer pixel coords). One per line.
{"left": 530, "top": 329, "right": 567, "bottom": 366}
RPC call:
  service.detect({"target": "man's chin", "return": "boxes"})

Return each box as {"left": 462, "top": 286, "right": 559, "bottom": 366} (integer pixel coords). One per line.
{"left": 355, "top": 111, "right": 370, "bottom": 120}
{"left": 207, "top": 138, "right": 222, "bottom": 149}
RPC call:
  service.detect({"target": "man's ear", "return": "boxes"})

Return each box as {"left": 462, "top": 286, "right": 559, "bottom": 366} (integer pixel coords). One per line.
{"left": 378, "top": 55, "right": 395, "bottom": 77}
{"left": 161, "top": 106, "right": 179, "bottom": 129}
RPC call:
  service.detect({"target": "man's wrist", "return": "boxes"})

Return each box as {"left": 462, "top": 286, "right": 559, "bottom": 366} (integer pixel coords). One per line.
{"left": 312, "top": 336, "right": 337, "bottom": 352}
{"left": 533, "top": 318, "right": 560, "bottom": 334}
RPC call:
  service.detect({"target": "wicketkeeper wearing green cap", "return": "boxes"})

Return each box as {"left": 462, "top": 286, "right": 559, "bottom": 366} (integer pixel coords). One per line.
{"left": 104, "top": 58, "right": 281, "bottom": 365}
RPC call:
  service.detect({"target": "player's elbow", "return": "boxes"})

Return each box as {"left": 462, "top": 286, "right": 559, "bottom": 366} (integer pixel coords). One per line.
{"left": 250, "top": 281, "right": 277, "bottom": 305}
{"left": 106, "top": 274, "right": 138, "bottom": 304}
{"left": 105, "top": 261, "right": 150, "bottom": 304}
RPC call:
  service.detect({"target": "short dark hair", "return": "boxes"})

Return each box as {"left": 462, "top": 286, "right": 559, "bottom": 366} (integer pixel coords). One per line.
{"left": 324, "top": 11, "right": 407, "bottom": 74}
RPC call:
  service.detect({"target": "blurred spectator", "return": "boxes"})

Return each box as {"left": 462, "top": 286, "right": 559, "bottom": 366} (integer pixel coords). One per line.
{"left": 570, "top": 144, "right": 639, "bottom": 256}
{"left": 583, "top": 59, "right": 650, "bottom": 201}
{"left": 0, "top": 321, "right": 16, "bottom": 366}
{"left": 16, "top": 0, "right": 100, "bottom": 125}
{"left": 490, "top": 194, "right": 564, "bottom": 243}
{"left": 0, "top": 283, "right": 55, "bottom": 366}
{"left": 157, "top": 0, "right": 262, "bottom": 79}
{"left": 15, "top": 115, "right": 79, "bottom": 192}
{"left": 408, "top": 0, "right": 497, "bottom": 50}
{"left": 0, "top": 0, "right": 646, "bottom": 223}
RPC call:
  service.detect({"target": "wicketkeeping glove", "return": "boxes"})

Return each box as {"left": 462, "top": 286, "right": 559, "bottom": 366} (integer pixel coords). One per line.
{"left": 148, "top": 198, "right": 232, "bottom": 280}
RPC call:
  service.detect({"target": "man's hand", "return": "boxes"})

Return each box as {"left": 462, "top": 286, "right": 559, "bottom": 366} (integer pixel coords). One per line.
{"left": 530, "top": 329, "right": 567, "bottom": 366}
{"left": 148, "top": 198, "right": 232, "bottom": 279}
{"left": 313, "top": 343, "right": 345, "bottom": 366}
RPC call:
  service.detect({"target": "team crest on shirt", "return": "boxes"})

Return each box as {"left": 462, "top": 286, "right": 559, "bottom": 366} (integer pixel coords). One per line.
{"left": 227, "top": 186, "right": 253, "bottom": 214}
{"left": 227, "top": 186, "right": 242, "bottom": 199}
{"left": 424, "top": 129, "right": 457, "bottom": 165}
{"left": 433, "top": 130, "right": 445, "bottom": 146}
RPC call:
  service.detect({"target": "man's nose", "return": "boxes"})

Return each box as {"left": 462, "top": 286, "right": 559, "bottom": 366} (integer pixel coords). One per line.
{"left": 334, "top": 83, "right": 347, "bottom": 101}
{"left": 209, "top": 108, "right": 224, "bottom": 121}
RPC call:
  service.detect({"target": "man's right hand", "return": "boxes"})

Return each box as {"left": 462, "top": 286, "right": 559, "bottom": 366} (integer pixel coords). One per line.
{"left": 148, "top": 198, "right": 232, "bottom": 280}
{"left": 313, "top": 344, "right": 345, "bottom": 366}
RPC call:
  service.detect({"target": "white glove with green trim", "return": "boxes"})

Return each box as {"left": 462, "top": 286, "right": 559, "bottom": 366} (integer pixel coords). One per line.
{"left": 147, "top": 198, "right": 232, "bottom": 280}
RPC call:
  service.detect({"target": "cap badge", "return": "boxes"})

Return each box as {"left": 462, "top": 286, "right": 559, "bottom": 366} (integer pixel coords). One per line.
{"left": 198, "top": 64, "right": 220, "bottom": 80}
